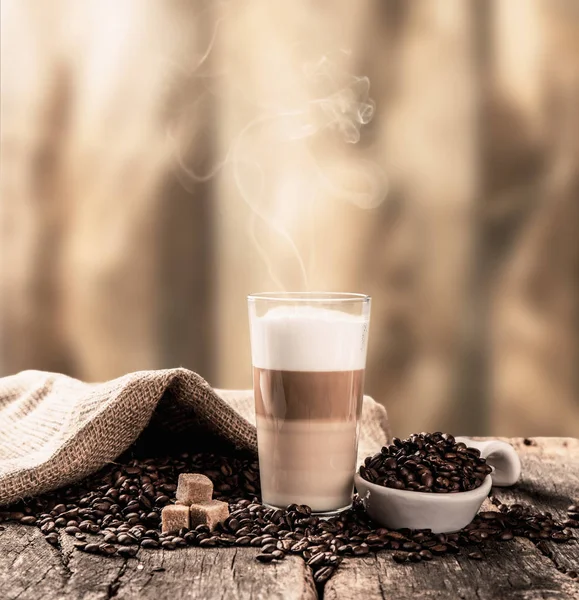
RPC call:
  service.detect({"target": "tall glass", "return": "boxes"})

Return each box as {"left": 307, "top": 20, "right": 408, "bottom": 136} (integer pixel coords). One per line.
{"left": 248, "top": 292, "right": 371, "bottom": 516}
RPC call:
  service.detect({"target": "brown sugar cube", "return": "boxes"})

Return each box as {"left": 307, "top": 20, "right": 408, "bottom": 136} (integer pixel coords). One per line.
{"left": 189, "top": 500, "right": 229, "bottom": 531}
{"left": 176, "top": 473, "right": 214, "bottom": 505}
{"left": 161, "top": 504, "right": 190, "bottom": 533}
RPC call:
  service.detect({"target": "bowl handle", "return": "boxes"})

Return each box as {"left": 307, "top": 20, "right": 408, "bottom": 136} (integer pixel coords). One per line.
{"left": 455, "top": 437, "right": 521, "bottom": 486}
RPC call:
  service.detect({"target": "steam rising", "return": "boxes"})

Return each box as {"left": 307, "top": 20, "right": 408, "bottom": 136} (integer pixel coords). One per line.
{"left": 296, "top": 55, "right": 375, "bottom": 144}
{"left": 172, "top": 21, "right": 388, "bottom": 290}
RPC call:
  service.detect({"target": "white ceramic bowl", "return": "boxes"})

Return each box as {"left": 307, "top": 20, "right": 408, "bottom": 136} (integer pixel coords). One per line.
{"left": 355, "top": 473, "right": 492, "bottom": 533}
{"left": 355, "top": 437, "right": 521, "bottom": 533}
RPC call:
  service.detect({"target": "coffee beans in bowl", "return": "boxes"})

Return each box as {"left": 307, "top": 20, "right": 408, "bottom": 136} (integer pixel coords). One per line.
{"left": 359, "top": 432, "right": 493, "bottom": 493}
{"left": 356, "top": 433, "right": 498, "bottom": 532}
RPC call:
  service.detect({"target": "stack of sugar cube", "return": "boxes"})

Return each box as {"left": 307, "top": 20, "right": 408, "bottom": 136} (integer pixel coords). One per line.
{"left": 161, "top": 473, "right": 229, "bottom": 534}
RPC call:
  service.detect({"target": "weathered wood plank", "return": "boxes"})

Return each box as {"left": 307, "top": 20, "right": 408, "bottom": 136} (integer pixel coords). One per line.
{"left": 326, "top": 538, "right": 579, "bottom": 600}
{"left": 58, "top": 529, "right": 130, "bottom": 600}
{"left": 326, "top": 438, "right": 579, "bottom": 600}
{"left": 490, "top": 438, "right": 579, "bottom": 578}
{"left": 0, "top": 523, "right": 317, "bottom": 600}
{"left": 0, "top": 523, "right": 68, "bottom": 600}
{"left": 114, "top": 547, "right": 316, "bottom": 600}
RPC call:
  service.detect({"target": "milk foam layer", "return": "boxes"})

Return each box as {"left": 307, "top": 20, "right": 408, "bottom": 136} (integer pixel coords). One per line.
{"left": 250, "top": 306, "right": 369, "bottom": 372}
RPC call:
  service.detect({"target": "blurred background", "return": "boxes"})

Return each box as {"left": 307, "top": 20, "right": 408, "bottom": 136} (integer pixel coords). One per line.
{"left": 1, "top": 0, "right": 578, "bottom": 437}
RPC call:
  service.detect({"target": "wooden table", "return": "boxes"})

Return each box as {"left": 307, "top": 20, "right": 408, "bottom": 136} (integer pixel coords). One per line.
{"left": 1, "top": 438, "right": 578, "bottom": 599}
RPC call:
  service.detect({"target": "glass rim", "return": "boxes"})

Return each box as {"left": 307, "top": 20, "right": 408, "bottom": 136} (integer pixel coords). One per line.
{"left": 247, "top": 291, "right": 370, "bottom": 303}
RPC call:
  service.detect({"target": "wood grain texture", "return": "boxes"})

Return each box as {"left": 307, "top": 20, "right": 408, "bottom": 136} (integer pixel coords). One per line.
{"left": 0, "top": 525, "right": 316, "bottom": 600}
{"left": 0, "top": 522, "right": 69, "bottom": 600}
{"left": 490, "top": 438, "right": 579, "bottom": 578}
{"left": 0, "top": 438, "right": 577, "bottom": 599}
{"left": 327, "top": 438, "right": 579, "bottom": 600}
{"left": 325, "top": 538, "right": 579, "bottom": 600}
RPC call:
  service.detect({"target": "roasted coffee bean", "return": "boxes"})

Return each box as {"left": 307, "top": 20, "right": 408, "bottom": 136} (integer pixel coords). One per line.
{"left": 225, "top": 517, "right": 240, "bottom": 532}
{"left": 20, "top": 516, "right": 37, "bottom": 525}
{"left": 80, "top": 521, "right": 99, "bottom": 534}
{"left": 41, "top": 521, "right": 56, "bottom": 534}
{"left": 65, "top": 526, "right": 81, "bottom": 535}
{"left": 61, "top": 508, "right": 79, "bottom": 520}
{"left": 117, "top": 533, "right": 136, "bottom": 545}
{"left": 184, "top": 532, "right": 198, "bottom": 545}
{"left": 314, "top": 566, "right": 335, "bottom": 584}
{"left": 195, "top": 524, "right": 211, "bottom": 534}
{"left": 45, "top": 532, "right": 59, "bottom": 545}
{"left": 291, "top": 539, "right": 310, "bottom": 553}
{"left": 392, "top": 552, "right": 408, "bottom": 563}
{"left": 161, "top": 540, "right": 176, "bottom": 550}
{"left": 263, "top": 523, "right": 279, "bottom": 535}
{"left": 307, "top": 552, "right": 327, "bottom": 567}
{"left": 99, "top": 543, "right": 118, "bottom": 556}
{"left": 256, "top": 553, "right": 275, "bottom": 563}
{"left": 217, "top": 533, "right": 236, "bottom": 545}
{"left": 84, "top": 543, "right": 100, "bottom": 553}
{"left": 468, "top": 551, "right": 484, "bottom": 560}
{"left": 235, "top": 536, "right": 251, "bottom": 545}
{"left": 118, "top": 545, "right": 138, "bottom": 557}
{"left": 144, "top": 529, "right": 159, "bottom": 540}
{"left": 270, "top": 509, "right": 284, "bottom": 523}
{"left": 353, "top": 544, "right": 369, "bottom": 556}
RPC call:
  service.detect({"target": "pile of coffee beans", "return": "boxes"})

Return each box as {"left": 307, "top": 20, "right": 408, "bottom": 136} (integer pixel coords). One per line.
{"left": 359, "top": 432, "right": 493, "bottom": 492}
{"left": 0, "top": 451, "right": 260, "bottom": 553}
{"left": 0, "top": 435, "right": 576, "bottom": 586}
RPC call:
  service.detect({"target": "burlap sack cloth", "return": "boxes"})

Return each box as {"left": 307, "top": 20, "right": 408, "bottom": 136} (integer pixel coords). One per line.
{"left": 0, "top": 369, "right": 389, "bottom": 506}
